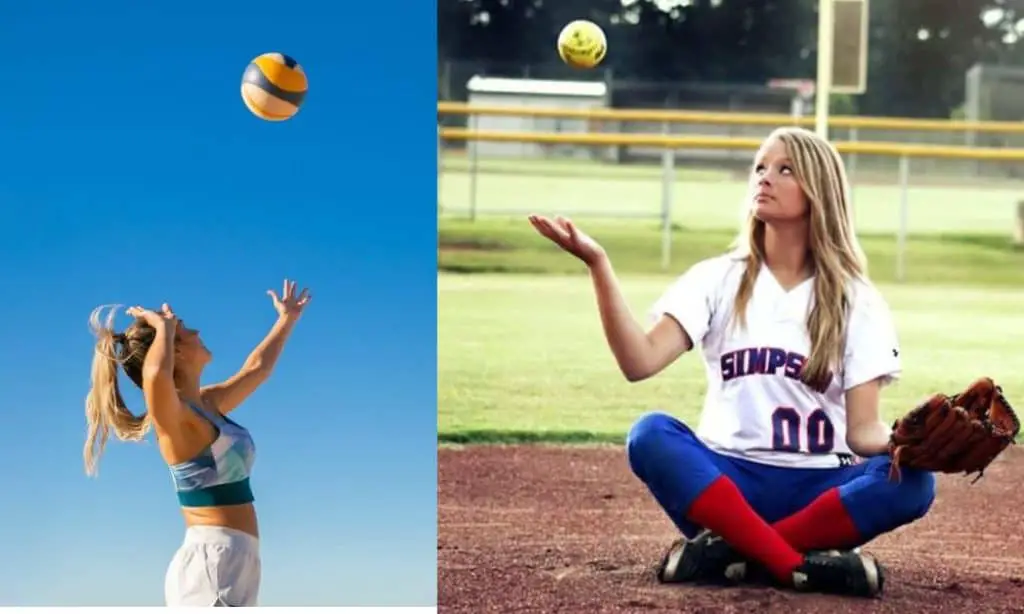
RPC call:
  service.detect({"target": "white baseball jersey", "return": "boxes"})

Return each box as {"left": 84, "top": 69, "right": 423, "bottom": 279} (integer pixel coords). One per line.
{"left": 648, "top": 253, "right": 902, "bottom": 469}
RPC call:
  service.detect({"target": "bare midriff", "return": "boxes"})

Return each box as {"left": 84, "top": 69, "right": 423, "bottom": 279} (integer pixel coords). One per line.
{"left": 182, "top": 503, "right": 259, "bottom": 538}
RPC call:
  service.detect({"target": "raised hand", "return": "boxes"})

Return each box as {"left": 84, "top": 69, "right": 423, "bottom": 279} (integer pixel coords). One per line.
{"left": 126, "top": 303, "right": 178, "bottom": 329}
{"left": 268, "top": 279, "right": 311, "bottom": 319}
{"left": 527, "top": 214, "right": 607, "bottom": 267}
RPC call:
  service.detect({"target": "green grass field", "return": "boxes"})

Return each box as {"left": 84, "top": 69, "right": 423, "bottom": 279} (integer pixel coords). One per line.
{"left": 437, "top": 160, "right": 1024, "bottom": 444}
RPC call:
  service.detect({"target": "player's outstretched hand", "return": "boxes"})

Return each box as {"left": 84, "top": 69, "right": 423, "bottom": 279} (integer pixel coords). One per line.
{"left": 528, "top": 214, "right": 607, "bottom": 267}
{"left": 268, "top": 278, "right": 311, "bottom": 321}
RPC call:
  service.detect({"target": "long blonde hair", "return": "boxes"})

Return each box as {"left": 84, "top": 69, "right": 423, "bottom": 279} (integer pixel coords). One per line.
{"left": 731, "top": 127, "right": 867, "bottom": 393}
{"left": 83, "top": 305, "right": 157, "bottom": 476}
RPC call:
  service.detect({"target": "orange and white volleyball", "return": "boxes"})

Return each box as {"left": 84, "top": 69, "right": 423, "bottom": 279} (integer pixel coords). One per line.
{"left": 240, "top": 52, "right": 308, "bottom": 121}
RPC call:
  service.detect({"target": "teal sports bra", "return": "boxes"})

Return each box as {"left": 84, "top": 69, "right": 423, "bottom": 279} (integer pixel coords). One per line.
{"left": 168, "top": 402, "right": 257, "bottom": 507}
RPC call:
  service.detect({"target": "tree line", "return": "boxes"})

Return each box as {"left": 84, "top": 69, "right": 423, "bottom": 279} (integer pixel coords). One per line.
{"left": 439, "top": 0, "right": 1024, "bottom": 118}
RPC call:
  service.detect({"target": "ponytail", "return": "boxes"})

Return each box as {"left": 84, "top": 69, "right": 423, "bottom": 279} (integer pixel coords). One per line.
{"left": 83, "top": 306, "right": 151, "bottom": 476}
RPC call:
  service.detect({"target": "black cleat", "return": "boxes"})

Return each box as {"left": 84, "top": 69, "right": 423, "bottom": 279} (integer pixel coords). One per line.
{"left": 791, "top": 549, "right": 886, "bottom": 598}
{"left": 657, "top": 530, "right": 750, "bottom": 585}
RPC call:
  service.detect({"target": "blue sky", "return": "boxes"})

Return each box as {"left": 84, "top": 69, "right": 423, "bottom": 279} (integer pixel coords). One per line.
{"left": 0, "top": 0, "right": 436, "bottom": 607}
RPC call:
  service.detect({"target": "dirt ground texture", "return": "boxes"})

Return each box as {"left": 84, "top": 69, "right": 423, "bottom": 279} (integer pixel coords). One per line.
{"left": 438, "top": 444, "right": 1024, "bottom": 614}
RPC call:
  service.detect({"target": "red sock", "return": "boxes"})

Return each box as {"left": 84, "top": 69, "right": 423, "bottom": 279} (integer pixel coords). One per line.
{"left": 772, "top": 488, "right": 862, "bottom": 552}
{"left": 687, "top": 476, "right": 804, "bottom": 583}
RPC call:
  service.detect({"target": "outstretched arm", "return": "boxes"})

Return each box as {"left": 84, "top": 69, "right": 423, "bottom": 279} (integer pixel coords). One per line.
{"left": 526, "top": 215, "right": 697, "bottom": 383}
{"left": 590, "top": 255, "right": 692, "bottom": 382}
{"left": 203, "top": 279, "right": 311, "bottom": 414}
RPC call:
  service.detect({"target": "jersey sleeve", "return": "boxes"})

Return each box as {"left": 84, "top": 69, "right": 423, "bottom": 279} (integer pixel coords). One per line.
{"left": 842, "top": 282, "right": 902, "bottom": 391}
{"left": 647, "top": 258, "right": 722, "bottom": 346}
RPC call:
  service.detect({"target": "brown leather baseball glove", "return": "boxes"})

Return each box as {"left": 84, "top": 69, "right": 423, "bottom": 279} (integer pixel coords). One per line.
{"left": 888, "top": 377, "right": 1020, "bottom": 482}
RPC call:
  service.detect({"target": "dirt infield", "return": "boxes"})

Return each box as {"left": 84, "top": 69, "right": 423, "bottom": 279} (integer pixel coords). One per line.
{"left": 439, "top": 444, "right": 1024, "bottom": 613}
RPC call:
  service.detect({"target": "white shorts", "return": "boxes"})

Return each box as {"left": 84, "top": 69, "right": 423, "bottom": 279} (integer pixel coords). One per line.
{"left": 164, "top": 525, "right": 261, "bottom": 607}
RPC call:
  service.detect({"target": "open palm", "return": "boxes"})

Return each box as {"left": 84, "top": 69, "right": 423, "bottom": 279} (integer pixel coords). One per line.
{"left": 268, "top": 279, "right": 311, "bottom": 319}
{"left": 527, "top": 214, "right": 606, "bottom": 266}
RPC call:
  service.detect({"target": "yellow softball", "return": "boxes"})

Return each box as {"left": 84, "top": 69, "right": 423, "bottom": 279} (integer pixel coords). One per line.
{"left": 557, "top": 20, "right": 607, "bottom": 69}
